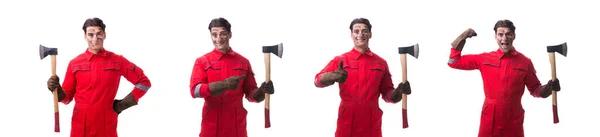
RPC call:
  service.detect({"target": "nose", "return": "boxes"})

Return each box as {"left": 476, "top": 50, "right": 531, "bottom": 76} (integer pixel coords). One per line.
{"left": 92, "top": 34, "right": 102, "bottom": 40}
{"left": 357, "top": 32, "right": 366, "bottom": 38}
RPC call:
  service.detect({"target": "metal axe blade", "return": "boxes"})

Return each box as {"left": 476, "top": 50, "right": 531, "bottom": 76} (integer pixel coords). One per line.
{"left": 398, "top": 43, "right": 419, "bottom": 59}
{"left": 262, "top": 43, "right": 283, "bottom": 58}
{"left": 547, "top": 42, "right": 567, "bottom": 57}
{"left": 39, "top": 45, "right": 58, "bottom": 60}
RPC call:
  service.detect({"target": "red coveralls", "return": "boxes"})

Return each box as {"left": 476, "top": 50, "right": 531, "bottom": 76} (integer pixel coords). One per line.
{"left": 60, "top": 49, "right": 151, "bottom": 137}
{"left": 189, "top": 48, "right": 260, "bottom": 137}
{"left": 448, "top": 48, "right": 544, "bottom": 137}
{"left": 315, "top": 48, "right": 396, "bottom": 137}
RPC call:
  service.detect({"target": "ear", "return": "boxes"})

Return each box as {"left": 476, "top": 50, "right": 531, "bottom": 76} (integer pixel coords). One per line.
{"left": 368, "top": 33, "right": 372, "bottom": 39}
{"left": 228, "top": 32, "right": 232, "bottom": 39}
{"left": 512, "top": 33, "right": 516, "bottom": 40}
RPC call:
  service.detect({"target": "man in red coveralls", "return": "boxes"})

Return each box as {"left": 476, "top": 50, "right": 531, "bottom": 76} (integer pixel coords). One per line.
{"left": 314, "top": 18, "right": 412, "bottom": 137}
{"left": 189, "top": 17, "right": 275, "bottom": 137}
{"left": 447, "top": 19, "right": 562, "bottom": 137}
{"left": 46, "top": 17, "right": 152, "bottom": 137}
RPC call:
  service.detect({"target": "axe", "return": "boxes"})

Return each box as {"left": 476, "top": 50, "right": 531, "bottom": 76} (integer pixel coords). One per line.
{"left": 547, "top": 42, "right": 567, "bottom": 124}
{"left": 398, "top": 43, "right": 419, "bottom": 129}
{"left": 39, "top": 45, "right": 60, "bottom": 132}
{"left": 262, "top": 43, "right": 283, "bottom": 128}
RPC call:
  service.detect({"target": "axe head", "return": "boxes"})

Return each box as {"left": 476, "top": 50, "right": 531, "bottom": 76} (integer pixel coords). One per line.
{"left": 39, "top": 45, "right": 58, "bottom": 60}
{"left": 398, "top": 43, "right": 419, "bottom": 59}
{"left": 262, "top": 43, "right": 283, "bottom": 58}
{"left": 547, "top": 42, "right": 567, "bottom": 57}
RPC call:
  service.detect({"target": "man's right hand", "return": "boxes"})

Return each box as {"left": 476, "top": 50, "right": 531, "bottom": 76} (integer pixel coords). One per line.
{"left": 47, "top": 76, "right": 61, "bottom": 92}
{"left": 209, "top": 75, "right": 247, "bottom": 97}
{"left": 461, "top": 28, "right": 477, "bottom": 39}
{"left": 452, "top": 28, "right": 477, "bottom": 51}
{"left": 319, "top": 60, "right": 348, "bottom": 85}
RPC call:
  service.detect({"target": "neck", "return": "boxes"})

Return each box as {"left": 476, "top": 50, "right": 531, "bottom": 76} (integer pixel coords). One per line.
{"left": 354, "top": 46, "right": 368, "bottom": 53}
{"left": 88, "top": 48, "right": 103, "bottom": 54}
{"left": 217, "top": 46, "right": 231, "bottom": 54}
{"left": 501, "top": 46, "right": 514, "bottom": 53}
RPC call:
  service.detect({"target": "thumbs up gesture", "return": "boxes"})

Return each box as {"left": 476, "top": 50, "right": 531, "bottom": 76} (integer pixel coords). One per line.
{"left": 333, "top": 60, "right": 349, "bottom": 83}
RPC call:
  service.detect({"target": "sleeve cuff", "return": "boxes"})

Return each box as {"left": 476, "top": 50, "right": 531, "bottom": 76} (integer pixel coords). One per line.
{"left": 246, "top": 89, "right": 258, "bottom": 102}
{"left": 192, "top": 83, "right": 211, "bottom": 98}
{"left": 383, "top": 89, "right": 395, "bottom": 103}
{"left": 314, "top": 74, "right": 325, "bottom": 88}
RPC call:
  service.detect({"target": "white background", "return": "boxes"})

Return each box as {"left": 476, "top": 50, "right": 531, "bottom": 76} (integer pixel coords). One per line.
{"left": 1, "top": 0, "right": 598, "bottom": 137}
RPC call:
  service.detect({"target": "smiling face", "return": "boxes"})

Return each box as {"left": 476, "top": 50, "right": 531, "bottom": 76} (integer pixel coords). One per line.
{"left": 351, "top": 23, "right": 372, "bottom": 49}
{"left": 210, "top": 27, "right": 231, "bottom": 52}
{"left": 85, "top": 26, "right": 106, "bottom": 53}
{"left": 495, "top": 27, "right": 515, "bottom": 53}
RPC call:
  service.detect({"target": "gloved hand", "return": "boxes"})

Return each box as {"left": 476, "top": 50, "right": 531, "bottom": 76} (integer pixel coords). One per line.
{"left": 390, "top": 81, "right": 412, "bottom": 102}
{"left": 253, "top": 81, "right": 275, "bottom": 102}
{"left": 47, "top": 75, "right": 61, "bottom": 92}
{"left": 113, "top": 93, "right": 137, "bottom": 115}
{"left": 549, "top": 79, "right": 561, "bottom": 91}
{"left": 46, "top": 75, "right": 66, "bottom": 101}
{"left": 259, "top": 81, "right": 274, "bottom": 94}
{"left": 319, "top": 60, "right": 348, "bottom": 86}
{"left": 451, "top": 28, "right": 477, "bottom": 51}
{"left": 209, "top": 75, "right": 247, "bottom": 97}
{"left": 540, "top": 78, "right": 561, "bottom": 98}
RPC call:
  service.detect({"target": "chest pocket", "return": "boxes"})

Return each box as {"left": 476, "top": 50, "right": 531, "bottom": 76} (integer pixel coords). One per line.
{"left": 204, "top": 61, "right": 222, "bottom": 82}
{"left": 367, "top": 62, "right": 385, "bottom": 82}
{"left": 230, "top": 63, "right": 249, "bottom": 86}
{"left": 99, "top": 61, "right": 122, "bottom": 86}
{"left": 510, "top": 63, "right": 529, "bottom": 82}
{"left": 481, "top": 57, "right": 501, "bottom": 81}
{"left": 342, "top": 60, "right": 359, "bottom": 84}
{"left": 72, "top": 63, "right": 92, "bottom": 89}
{"left": 204, "top": 61, "right": 222, "bottom": 71}
{"left": 231, "top": 63, "right": 249, "bottom": 76}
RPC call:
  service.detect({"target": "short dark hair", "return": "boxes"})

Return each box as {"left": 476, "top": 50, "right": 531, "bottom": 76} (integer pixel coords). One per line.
{"left": 208, "top": 17, "right": 232, "bottom": 33}
{"left": 82, "top": 18, "right": 106, "bottom": 33}
{"left": 349, "top": 18, "right": 372, "bottom": 32}
{"left": 493, "top": 19, "right": 516, "bottom": 33}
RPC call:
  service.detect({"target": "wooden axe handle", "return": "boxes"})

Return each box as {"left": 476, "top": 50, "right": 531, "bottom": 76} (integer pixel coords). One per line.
{"left": 51, "top": 55, "right": 60, "bottom": 132}
{"left": 548, "top": 52, "right": 559, "bottom": 124}
{"left": 264, "top": 53, "right": 271, "bottom": 128}
{"left": 400, "top": 54, "right": 409, "bottom": 128}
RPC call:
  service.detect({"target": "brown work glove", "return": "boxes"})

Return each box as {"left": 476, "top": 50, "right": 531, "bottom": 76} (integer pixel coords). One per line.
{"left": 319, "top": 60, "right": 348, "bottom": 86}
{"left": 46, "top": 75, "right": 66, "bottom": 101}
{"left": 451, "top": 28, "right": 477, "bottom": 51}
{"left": 390, "top": 81, "right": 412, "bottom": 103}
{"left": 253, "top": 81, "right": 275, "bottom": 102}
{"left": 208, "top": 75, "right": 247, "bottom": 97}
{"left": 539, "top": 79, "right": 561, "bottom": 98}
{"left": 113, "top": 93, "right": 137, "bottom": 114}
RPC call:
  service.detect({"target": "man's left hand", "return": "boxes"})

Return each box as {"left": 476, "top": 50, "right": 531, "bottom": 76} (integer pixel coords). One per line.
{"left": 113, "top": 93, "right": 138, "bottom": 114}
{"left": 549, "top": 79, "right": 561, "bottom": 92}
{"left": 390, "top": 81, "right": 412, "bottom": 102}
{"left": 260, "top": 81, "right": 274, "bottom": 94}
{"left": 397, "top": 81, "right": 412, "bottom": 95}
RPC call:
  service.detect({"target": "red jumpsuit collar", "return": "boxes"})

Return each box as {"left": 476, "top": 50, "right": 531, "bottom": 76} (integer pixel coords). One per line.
{"left": 495, "top": 47, "right": 519, "bottom": 58}
{"left": 348, "top": 47, "right": 374, "bottom": 60}
{"left": 211, "top": 47, "right": 237, "bottom": 60}
{"left": 84, "top": 48, "right": 109, "bottom": 60}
